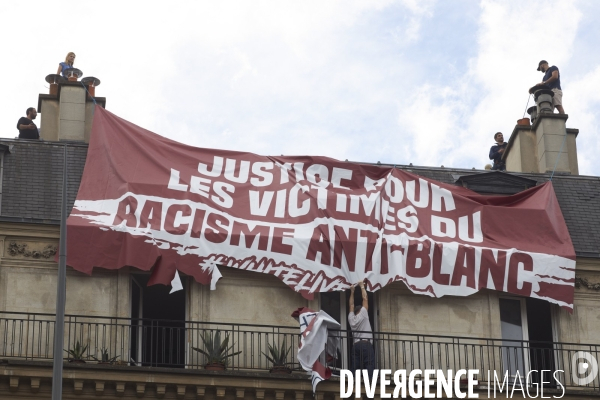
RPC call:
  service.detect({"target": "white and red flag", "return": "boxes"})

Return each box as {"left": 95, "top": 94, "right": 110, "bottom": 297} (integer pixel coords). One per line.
{"left": 66, "top": 106, "right": 576, "bottom": 309}
{"left": 292, "top": 307, "right": 341, "bottom": 393}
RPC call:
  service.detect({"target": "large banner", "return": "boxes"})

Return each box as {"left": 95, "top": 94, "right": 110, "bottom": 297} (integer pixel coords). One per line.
{"left": 67, "top": 106, "right": 576, "bottom": 309}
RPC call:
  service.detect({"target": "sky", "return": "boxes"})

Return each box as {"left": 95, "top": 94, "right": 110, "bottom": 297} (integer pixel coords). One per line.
{"left": 2, "top": 0, "right": 599, "bottom": 175}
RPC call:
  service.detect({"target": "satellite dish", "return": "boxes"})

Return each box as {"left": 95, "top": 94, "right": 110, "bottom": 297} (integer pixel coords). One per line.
{"left": 81, "top": 76, "right": 101, "bottom": 87}
{"left": 45, "top": 74, "right": 66, "bottom": 84}
{"left": 65, "top": 68, "right": 83, "bottom": 79}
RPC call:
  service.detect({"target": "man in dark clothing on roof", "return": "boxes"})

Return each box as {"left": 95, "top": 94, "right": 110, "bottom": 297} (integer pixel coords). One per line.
{"left": 534, "top": 60, "right": 565, "bottom": 114}
{"left": 489, "top": 132, "right": 507, "bottom": 171}
{"left": 16, "top": 107, "right": 39, "bottom": 140}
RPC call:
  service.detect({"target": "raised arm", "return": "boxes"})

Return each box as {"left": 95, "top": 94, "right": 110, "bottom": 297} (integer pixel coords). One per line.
{"left": 359, "top": 281, "right": 368, "bottom": 311}
{"left": 349, "top": 285, "right": 355, "bottom": 312}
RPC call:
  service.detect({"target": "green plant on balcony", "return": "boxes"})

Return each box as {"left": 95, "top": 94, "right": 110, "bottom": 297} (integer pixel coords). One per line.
{"left": 64, "top": 341, "right": 88, "bottom": 364}
{"left": 91, "top": 347, "right": 120, "bottom": 365}
{"left": 262, "top": 338, "right": 293, "bottom": 374}
{"left": 192, "top": 330, "right": 241, "bottom": 370}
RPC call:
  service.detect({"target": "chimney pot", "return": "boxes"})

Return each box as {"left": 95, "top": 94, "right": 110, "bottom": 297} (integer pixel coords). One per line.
{"left": 81, "top": 77, "right": 101, "bottom": 98}
{"left": 534, "top": 89, "right": 554, "bottom": 114}
{"left": 64, "top": 68, "right": 83, "bottom": 81}
{"left": 45, "top": 74, "right": 65, "bottom": 96}
{"left": 527, "top": 106, "right": 538, "bottom": 124}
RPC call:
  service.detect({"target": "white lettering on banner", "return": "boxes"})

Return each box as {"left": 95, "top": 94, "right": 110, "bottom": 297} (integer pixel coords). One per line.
{"left": 289, "top": 185, "right": 311, "bottom": 217}
{"left": 224, "top": 158, "right": 250, "bottom": 183}
{"left": 331, "top": 167, "right": 353, "bottom": 189}
{"left": 168, "top": 169, "right": 188, "bottom": 191}
{"left": 385, "top": 175, "right": 404, "bottom": 203}
{"left": 406, "top": 178, "right": 429, "bottom": 208}
{"left": 177, "top": 160, "right": 485, "bottom": 242}
{"left": 197, "top": 156, "right": 223, "bottom": 177}
{"left": 276, "top": 162, "right": 292, "bottom": 184}
{"left": 190, "top": 175, "right": 211, "bottom": 198}
{"left": 66, "top": 107, "right": 577, "bottom": 312}
{"left": 72, "top": 183, "right": 575, "bottom": 307}
{"left": 306, "top": 164, "right": 330, "bottom": 188}
{"left": 398, "top": 206, "right": 418, "bottom": 233}
{"left": 249, "top": 191, "right": 274, "bottom": 216}
{"left": 431, "top": 184, "right": 455, "bottom": 212}
{"left": 250, "top": 162, "right": 274, "bottom": 187}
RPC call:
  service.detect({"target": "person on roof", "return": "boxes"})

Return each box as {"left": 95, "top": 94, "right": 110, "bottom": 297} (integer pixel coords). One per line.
{"left": 57, "top": 52, "right": 76, "bottom": 78}
{"left": 489, "top": 132, "right": 507, "bottom": 171}
{"left": 533, "top": 60, "right": 565, "bottom": 114}
{"left": 16, "top": 107, "right": 39, "bottom": 140}
{"left": 348, "top": 280, "right": 374, "bottom": 378}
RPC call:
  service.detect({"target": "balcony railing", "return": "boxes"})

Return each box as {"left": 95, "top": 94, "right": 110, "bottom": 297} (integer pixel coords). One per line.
{"left": 0, "top": 311, "right": 598, "bottom": 393}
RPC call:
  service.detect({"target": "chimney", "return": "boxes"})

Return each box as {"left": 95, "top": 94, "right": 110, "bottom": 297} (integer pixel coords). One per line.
{"left": 503, "top": 88, "right": 578, "bottom": 175}
{"left": 38, "top": 72, "right": 106, "bottom": 143}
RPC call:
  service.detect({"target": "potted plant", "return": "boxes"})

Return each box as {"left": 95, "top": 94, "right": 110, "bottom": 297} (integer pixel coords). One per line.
{"left": 91, "top": 347, "right": 119, "bottom": 365}
{"left": 64, "top": 341, "right": 88, "bottom": 364}
{"left": 263, "top": 339, "right": 293, "bottom": 374}
{"left": 192, "top": 330, "right": 241, "bottom": 371}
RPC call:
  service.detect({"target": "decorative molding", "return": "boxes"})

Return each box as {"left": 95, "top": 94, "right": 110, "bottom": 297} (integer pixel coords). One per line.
{"left": 575, "top": 276, "right": 600, "bottom": 291}
{"left": 137, "top": 382, "right": 146, "bottom": 396}
{"left": 7, "top": 242, "right": 56, "bottom": 259}
{"left": 95, "top": 381, "right": 105, "bottom": 394}
{"left": 73, "top": 380, "right": 84, "bottom": 394}
{"left": 9, "top": 377, "right": 19, "bottom": 391}
{"left": 30, "top": 378, "right": 40, "bottom": 393}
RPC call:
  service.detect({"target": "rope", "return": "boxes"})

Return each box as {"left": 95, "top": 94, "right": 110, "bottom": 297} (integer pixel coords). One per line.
{"left": 522, "top": 94, "right": 532, "bottom": 119}
{"left": 80, "top": 81, "right": 97, "bottom": 105}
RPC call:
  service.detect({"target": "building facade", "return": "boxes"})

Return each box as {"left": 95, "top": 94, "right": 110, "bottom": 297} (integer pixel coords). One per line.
{"left": 0, "top": 82, "right": 599, "bottom": 399}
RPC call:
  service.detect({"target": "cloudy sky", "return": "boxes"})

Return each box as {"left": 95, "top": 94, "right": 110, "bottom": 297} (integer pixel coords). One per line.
{"left": 2, "top": 0, "right": 599, "bottom": 175}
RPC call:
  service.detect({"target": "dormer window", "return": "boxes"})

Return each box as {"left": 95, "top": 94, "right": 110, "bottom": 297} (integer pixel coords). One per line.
{"left": 453, "top": 171, "right": 538, "bottom": 195}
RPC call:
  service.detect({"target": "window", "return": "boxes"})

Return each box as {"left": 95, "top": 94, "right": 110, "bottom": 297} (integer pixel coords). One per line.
{"left": 320, "top": 290, "right": 376, "bottom": 371}
{"left": 499, "top": 298, "right": 529, "bottom": 378}
{"left": 499, "top": 297, "right": 556, "bottom": 385}
{"left": 131, "top": 274, "right": 186, "bottom": 367}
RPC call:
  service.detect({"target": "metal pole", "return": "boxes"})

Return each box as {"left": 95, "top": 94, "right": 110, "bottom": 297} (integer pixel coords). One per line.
{"left": 52, "top": 145, "right": 68, "bottom": 400}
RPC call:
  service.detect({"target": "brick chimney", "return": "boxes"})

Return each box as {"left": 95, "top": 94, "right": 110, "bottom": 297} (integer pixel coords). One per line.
{"left": 37, "top": 74, "right": 105, "bottom": 143}
{"left": 503, "top": 93, "right": 578, "bottom": 175}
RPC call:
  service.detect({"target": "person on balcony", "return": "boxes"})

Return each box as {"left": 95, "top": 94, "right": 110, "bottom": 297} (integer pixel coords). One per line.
{"left": 57, "top": 52, "right": 76, "bottom": 78}
{"left": 16, "top": 107, "right": 39, "bottom": 140}
{"left": 348, "top": 280, "right": 374, "bottom": 378}
{"left": 489, "top": 132, "right": 507, "bottom": 171}
{"left": 533, "top": 60, "right": 565, "bottom": 114}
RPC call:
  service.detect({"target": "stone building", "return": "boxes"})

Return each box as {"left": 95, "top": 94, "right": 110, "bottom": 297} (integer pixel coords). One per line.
{"left": 0, "top": 81, "right": 598, "bottom": 399}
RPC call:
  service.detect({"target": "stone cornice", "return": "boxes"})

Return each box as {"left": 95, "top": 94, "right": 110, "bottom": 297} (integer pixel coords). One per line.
{"left": 575, "top": 276, "right": 600, "bottom": 291}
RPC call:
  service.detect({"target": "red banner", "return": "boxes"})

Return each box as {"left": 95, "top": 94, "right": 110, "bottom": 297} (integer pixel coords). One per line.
{"left": 67, "top": 106, "right": 576, "bottom": 309}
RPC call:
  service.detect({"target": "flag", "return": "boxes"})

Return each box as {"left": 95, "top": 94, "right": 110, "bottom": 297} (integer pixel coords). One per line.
{"left": 292, "top": 307, "right": 341, "bottom": 393}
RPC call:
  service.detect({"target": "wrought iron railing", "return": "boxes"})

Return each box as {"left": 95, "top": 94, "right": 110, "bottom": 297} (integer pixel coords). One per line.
{"left": 0, "top": 311, "right": 598, "bottom": 392}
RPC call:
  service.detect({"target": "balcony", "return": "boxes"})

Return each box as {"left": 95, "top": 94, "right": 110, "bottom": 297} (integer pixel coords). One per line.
{"left": 0, "top": 311, "right": 598, "bottom": 397}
